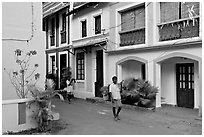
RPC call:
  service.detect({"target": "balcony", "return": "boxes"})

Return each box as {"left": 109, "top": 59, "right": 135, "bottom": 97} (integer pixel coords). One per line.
{"left": 119, "top": 28, "right": 145, "bottom": 47}
{"left": 50, "top": 35, "right": 55, "bottom": 46}
{"left": 158, "top": 17, "right": 200, "bottom": 41}
{"left": 61, "top": 31, "right": 66, "bottom": 44}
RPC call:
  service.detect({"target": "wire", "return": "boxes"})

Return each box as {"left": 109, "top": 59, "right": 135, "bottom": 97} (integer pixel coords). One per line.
{"left": 106, "top": 2, "right": 151, "bottom": 31}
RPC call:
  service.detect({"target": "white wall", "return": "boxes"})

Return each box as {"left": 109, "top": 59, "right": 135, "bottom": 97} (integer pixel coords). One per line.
{"left": 2, "top": 99, "right": 38, "bottom": 133}
{"left": 161, "top": 61, "right": 176, "bottom": 105}
{"left": 2, "top": 2, "right": 45, "bottom": 100}
{"left": 121, "top": 60, "right": 142, "bottom": 80}
{"left": 71, "top": 3, "right": 110, "bottom": 41}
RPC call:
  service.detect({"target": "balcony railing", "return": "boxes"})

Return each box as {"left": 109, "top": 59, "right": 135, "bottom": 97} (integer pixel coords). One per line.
{"left": 158, "top": 17, "right": 200, "bottom": 41}
{"left": 61, "top": 31, "right": 66, "bottom": 44}
{"left": 119, "top": 28, "right": 145, "bottom": 47}
{"left": 50, "top": 35, "right": 55, "bottom": 46}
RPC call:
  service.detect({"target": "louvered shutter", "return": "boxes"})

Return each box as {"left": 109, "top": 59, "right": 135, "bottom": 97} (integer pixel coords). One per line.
{"left": 135, "top": 5, "right": 145, "bottom": 29}
{"left": 121, "top": 9, "right": 134, "bottom": 31}
{"left": 181, "top": 2, "right": 200, "bottom": 19}
{"left": 160, "top": 2, "right": 179, "bottom": 23}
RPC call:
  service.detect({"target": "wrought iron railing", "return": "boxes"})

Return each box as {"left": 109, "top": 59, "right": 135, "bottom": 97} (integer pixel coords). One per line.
{"left": 61, "top": 31, "right": 66, "bottom": 44}
{"left": 119, "top": 28, "right": 145, "bottom": 47}
{"left": 158, "top": 17, "right": 200, "bottom": 41}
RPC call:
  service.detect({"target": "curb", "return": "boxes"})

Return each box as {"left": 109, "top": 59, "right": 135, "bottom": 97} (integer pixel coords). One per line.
{"left": 86, "top": 97, "right": 156, "bottom": 112}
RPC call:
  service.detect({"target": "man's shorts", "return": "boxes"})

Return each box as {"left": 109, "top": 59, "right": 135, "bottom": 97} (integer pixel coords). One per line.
{"left": 112, "top": 99, "right": 122, "bottom": 108}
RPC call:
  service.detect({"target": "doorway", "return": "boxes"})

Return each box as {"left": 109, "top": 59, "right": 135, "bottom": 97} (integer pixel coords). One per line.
{"left": 60, "top": 54, "right": 67, "bottom": 89}
{"left": 176, "top": 63, "right": 194, "bottom": 108}
{"left": 95, "top": 50, "right": 103, "bottom": 97}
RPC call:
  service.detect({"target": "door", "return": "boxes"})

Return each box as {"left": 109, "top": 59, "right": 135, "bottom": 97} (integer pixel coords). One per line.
{"left": 95, "top": 50, "right": 103, "bottom": 97}
{"left": 60, "top": 54, "right": 67, "bottom": 89}
{"left": 176, "top": 63, "right": 194, "bottom": 108}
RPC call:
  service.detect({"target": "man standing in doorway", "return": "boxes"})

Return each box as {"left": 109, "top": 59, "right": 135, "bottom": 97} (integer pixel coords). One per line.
{"left": 109, "top": 76, "right": 122, "bottom": 121}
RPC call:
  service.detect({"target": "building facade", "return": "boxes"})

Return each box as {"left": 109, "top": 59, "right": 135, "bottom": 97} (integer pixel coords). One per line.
{"left": 42, "top": 2, "right": 71, "bottom": 89}
{"left": 106, "top": 2, "right": 202, "bottom": 112}
{"left": 42, "top": 2, "right": 202, "bottom": 114}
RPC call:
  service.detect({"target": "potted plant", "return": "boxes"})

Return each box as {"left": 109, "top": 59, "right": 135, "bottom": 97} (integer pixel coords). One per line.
{"left": 27, "top": 82, "right": 64, "bottom": 131}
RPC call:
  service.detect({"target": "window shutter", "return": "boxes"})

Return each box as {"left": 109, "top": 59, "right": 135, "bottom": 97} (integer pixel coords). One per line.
{"left": 135, "top": 5, "right": 145, "bottom": 29}
{"left": 121, "top": 5, "right": 145, "bottom": 31}
{"left": 181, "top": 2, "right": 199, "bottom": 19}
{"left": 121, "top": 9, "right": 134, "bottom": 31}
{"left": 160, "top": 2, "right": 179, "bottom": 23}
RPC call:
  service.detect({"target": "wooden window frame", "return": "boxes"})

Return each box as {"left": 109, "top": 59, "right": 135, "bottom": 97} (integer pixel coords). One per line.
{"left": 76, "top": 52, "right": 85, "bottom": 80}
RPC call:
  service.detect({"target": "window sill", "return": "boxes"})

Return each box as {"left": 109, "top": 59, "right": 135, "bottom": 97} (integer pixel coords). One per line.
{"left": 76, "top": 80, "right": 85, "bottom": 83}
{"left": 157, "top": 16, "right": 200, "bottom": 26}
{"left": 119, "top": 27, "right": 145, "bottom": 34}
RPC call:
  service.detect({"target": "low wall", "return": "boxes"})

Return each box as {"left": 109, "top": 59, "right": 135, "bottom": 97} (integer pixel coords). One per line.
{"left": 2, "top": 98, "right": 39, "bottom": 133}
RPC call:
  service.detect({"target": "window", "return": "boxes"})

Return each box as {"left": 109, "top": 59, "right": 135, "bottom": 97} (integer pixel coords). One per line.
{"left": 50, "top": 55, "right": 55, "bottom": 74}
{"left": 81, "top": 20, "right": 87, "bottom": 37}
{"left": 95, "top": 15, "right": 101, "bottom": 34}
{"left": 119, "top": 4, "right": 145, "bottom": 46}
{"left": 76, "top": 52, "right": 85, "bottom": 80}
{"left": 61, "top": 13, "right": 66, "bottom": 43}
{"left": 160, "top": 2, "right": 200, "bottom": 23}
{"left": 62, "top": 13, "right": 66, "bottom": 31}
{"left": 121, "top": 4, "right": 145, "bottom": 31}
{"left": 50, "top": 18, "right": 55, "bottom": 46}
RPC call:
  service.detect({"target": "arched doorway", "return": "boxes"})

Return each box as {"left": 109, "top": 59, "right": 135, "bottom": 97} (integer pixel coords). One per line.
{"left": 116, "top": 56, "right": 148, "bottom": 81}
{"left": 154, "top": 52, "right": 201, "bottom": 110}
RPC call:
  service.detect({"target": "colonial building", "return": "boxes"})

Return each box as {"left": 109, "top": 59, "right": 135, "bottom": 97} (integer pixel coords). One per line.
{"left": 69, "top": 2, "right": 111, "bottom": 99}
{"left": 106, "top": 2, "right": 202, "bottom": 114}
{"left": 42, "top": 2, "right": 202, "bottom": 115}
{"left": 42, "top": 2, "right": 71, "bottom": 89}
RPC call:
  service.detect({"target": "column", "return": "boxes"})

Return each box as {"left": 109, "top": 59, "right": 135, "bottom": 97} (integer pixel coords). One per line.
{"left": 155, "top": 63, "right": 161, "bottom": 107}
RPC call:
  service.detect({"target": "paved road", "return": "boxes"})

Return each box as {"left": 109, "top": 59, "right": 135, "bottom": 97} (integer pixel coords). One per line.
{"left": 52, "top": 98, "right": 201, "bottom": 135}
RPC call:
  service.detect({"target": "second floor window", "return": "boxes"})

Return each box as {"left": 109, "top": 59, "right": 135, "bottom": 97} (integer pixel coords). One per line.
{"left": 62, "top": 13, "right": 66, "bottom": 31}
{"left": 95, "top": 15, "right": 101, "bottom": 34}
{"left": 50, "top": 18, "right": 55, "bottom": 46}
{"left": 81, "top": 20, "right": 87, "bottom": 38}
{"left": 119, "top": 4, "right": 145, "bottom": 46}
{"left": 121, "top": 4, "right": 145, "bottom": 31}
{"left": 61, "top": 13, "right": 66, "bottom": 44}
{"left": 160, "top": 2, "right": 200, "bottom": 23}
{"left": 76, "top": 52, "right": 85, "bottom": 80}
{"left": 159, "top": 2, "right": 200, "bottom": 41}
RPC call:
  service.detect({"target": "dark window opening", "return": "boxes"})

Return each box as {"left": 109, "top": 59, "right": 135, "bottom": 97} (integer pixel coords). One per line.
{"left": 76, "top": 52, "right": 85, "bottom": 80}
{"left": 50, "top": 18, "right": 55, "bottom": 46}
{"left": 61, "top": 13, "right": 66, "bottom": 44}
{"left": 95, "top": 15, "right": 101, "bottom": 34}
{"left": 50, "top": 55, "right": 55, "bottom": 74}
{"left": 81, "top": 20, "right": 87, "bottom": 37}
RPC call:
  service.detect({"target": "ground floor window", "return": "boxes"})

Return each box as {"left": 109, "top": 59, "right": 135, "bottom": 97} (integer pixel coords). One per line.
{"left": 76, "top": 52, "right": 85, "bottom": 80}
{"left": 50, "top": 55, "right": 55, "bottom": 74}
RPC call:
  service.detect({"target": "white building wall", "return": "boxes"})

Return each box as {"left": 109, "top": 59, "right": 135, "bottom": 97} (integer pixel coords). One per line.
{"left": 121, "top": 60, "right": 142, "bottom": 80}
{"left": 161, "top": 62, "right": 176, "bottom": 105}
{"left": 2, "top": 2, "right": 46, "bottom": 100}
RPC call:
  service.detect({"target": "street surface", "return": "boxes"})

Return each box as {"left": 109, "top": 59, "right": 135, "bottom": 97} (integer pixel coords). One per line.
{"left": 52, "top": 98, "right": 201, "bottom": 135}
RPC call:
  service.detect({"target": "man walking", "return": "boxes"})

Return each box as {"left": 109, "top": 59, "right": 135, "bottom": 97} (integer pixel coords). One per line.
{"left": 109, "top": 76, "right": 122, "bottom": 121}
